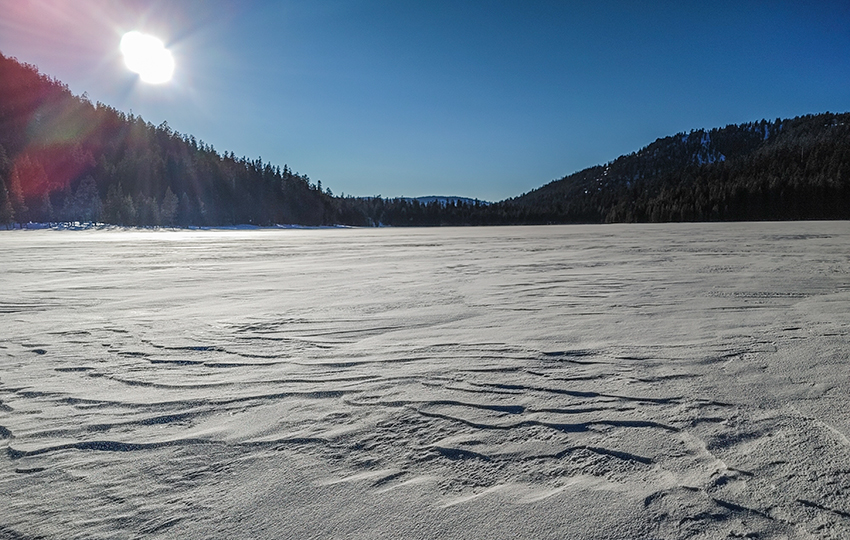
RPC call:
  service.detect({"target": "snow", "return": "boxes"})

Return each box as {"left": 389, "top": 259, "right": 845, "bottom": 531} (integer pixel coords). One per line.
{"left": 2, "top": 223, "right": 850, "bottom": 538}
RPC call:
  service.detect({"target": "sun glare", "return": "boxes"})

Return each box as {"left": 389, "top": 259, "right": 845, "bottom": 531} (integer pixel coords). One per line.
{"left": 120, "top": 31, "right": 174, "bottom": 84}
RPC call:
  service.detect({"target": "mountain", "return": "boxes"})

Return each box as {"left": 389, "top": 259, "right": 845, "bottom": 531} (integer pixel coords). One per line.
{"left": 0, "top": 52, "right": 333, "bottom": 227}
{"left": 334, "top": 115, "right": 850, "bottom": 226}
{"left": 499, "top": 114, "right": 850, "bottom": 223}
{"left": 1, "top": 50, "right": 849, "bottom": 228}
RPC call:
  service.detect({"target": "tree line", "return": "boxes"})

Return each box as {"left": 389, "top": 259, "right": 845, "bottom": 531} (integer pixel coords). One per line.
{"left": 2, "top": 50, "right": 850, "bottom": 228}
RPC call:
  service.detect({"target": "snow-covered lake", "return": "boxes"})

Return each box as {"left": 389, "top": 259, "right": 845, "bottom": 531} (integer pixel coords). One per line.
{"left": 2, "top": 223, "right": 850, "bottom": 539}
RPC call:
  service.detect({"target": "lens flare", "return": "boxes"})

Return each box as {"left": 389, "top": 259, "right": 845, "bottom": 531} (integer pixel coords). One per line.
{"left": 120, "top": 31, "right": 174, "bottom": 84}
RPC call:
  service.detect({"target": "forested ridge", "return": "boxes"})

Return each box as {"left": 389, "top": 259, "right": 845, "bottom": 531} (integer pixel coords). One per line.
{"left": 501, "top": 113, "right": 850, "bottom": 223}
{"left": 0, "top": 52, "right": 332, "bottom": 227}
{"left": 2, "top": 51, "right": 849, "bottom": 228}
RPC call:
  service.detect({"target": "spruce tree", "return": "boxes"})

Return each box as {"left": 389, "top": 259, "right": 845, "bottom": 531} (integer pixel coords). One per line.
{"left": 178, "top": 192, "right": 192, "bottom": 226}
{"left": 39, "top": 192, "right": 54, "bottom": 222}
{"left": 75, "top": 176, "right": 102, "bottom": 222}
{"left": 160, "top": 187, "right": 178, "bottom": 226}
{"left": 7, "top": 166, "right": 27, "bottom": 223}
{"left": 0, "top": 177, "right": 14, "bottom": 227}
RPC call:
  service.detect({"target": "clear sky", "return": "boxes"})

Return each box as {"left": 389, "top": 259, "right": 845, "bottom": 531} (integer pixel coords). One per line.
{"left": 1, "top": 0, "right": 849, "bottom": 201}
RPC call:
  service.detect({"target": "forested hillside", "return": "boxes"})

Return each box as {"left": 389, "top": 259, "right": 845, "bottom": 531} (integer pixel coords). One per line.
{"left": 498, "top": 113, "right": 850, "bottom": 223}
{"left": 0, "top": 52, "right": 332, "bottom": 227}
{"left": 335, "top": 113, "right": 850, "bottom": 226}
{"left": 2, "top": 51, "right": 849, "bottom": 228}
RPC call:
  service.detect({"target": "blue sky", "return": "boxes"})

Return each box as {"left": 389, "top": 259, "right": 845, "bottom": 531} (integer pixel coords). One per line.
{"left": 1, "top": 0, "right": 849, "bottom": 201}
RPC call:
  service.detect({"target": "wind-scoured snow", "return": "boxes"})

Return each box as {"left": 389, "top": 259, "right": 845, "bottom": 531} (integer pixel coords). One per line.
{"left": 1, "top": 224, "right": 850, "bottom": 539}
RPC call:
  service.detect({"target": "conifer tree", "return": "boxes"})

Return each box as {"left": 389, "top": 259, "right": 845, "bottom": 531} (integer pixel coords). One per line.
{"left": 75, "top": 176, "right": 102, "bottom": 222}
{"left": 178, "top": 192, "right": 192, "bottom": 226}
{"left": 160, "top": 187, "right": 178, "bottom": 226}
{"left": 0, "top": 177, "right": 14, "bottom": 227}
{"left": 40, "top": 192, "right": 54, "bottom": 222}
{"left": 58, "top": 183, "right": 75, "bottom": 222}
{"left": 7, "top": 166, "right": 27, "bottom": 223}
{"left": 102, "top": 184, "right": 124, "bottom": 225}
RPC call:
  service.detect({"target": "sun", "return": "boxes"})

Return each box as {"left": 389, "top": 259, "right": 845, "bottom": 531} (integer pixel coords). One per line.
{"left": 120, "top": 31, "right": 174, "bottom": 84}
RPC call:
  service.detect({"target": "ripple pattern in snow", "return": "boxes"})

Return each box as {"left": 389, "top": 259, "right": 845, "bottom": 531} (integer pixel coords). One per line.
{"left": 2, "top": 224, "right": 850, "bottom": 539}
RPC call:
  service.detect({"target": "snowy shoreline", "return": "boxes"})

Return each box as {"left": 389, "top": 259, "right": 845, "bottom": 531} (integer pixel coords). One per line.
{"left": 2, "top": 221, "right": 356, "bottom": 231}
